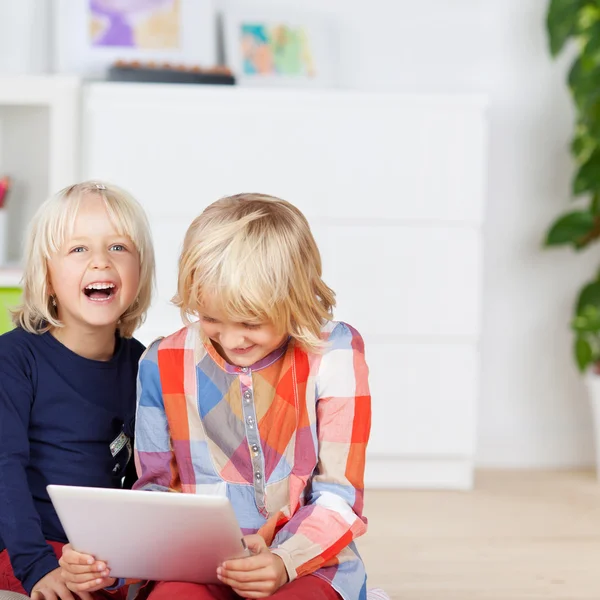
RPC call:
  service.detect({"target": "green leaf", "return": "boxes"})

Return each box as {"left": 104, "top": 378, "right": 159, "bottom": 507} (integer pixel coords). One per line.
{"left": 545, "top": 211, "right": 596, "bottom": 246}
{"left": 572, "top": 315, "right": 590, "bottom": 331}
{"left": 582, "top": 20, "right": 600, "bottom": 57}
{"left": 573, "top": 147, "right": 600, "bottom": 194}
{"left": 579, "top": 104, "right": 600, "bottom": 141}
{"left": 572, "top": 312, "right": 600, "bottom": 332}
{"left": 576, "top": 280, "right": 600, "bottom": 312}
{"left": 547, "top": 0, "right": 586, "bottom": 56}
{"left": 571, "top": 127, "right": 596, "bottom": 163}
{"left": 575, "top": 335, "right": 593, "bottom": 371}
{"left": 572, "top": 304, "right": 600, "bottom": 334}
{"left": 583, "top": 304, "right": 600, "bottom": 322}
{"left": 568, "top": 57, "right": 600, "bottom": 114}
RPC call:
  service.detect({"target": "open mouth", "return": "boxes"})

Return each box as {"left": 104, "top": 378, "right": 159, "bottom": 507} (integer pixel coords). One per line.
{"left": 83, "top": 282, "right": 117, "bottom": 302}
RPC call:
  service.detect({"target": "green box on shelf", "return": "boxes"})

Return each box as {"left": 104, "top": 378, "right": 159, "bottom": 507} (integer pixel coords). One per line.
{"left": 0, "top": 287, "right": 21, "bottom": 334}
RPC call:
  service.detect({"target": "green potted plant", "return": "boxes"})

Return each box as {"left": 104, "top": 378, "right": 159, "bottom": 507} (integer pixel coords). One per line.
{"left": 545, "top": 0, "right": 600, "bottom": 477}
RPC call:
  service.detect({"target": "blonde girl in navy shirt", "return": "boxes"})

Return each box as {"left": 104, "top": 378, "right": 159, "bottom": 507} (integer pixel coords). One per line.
{"left": 0, "top": 181, "right": 155, "bottom": 599}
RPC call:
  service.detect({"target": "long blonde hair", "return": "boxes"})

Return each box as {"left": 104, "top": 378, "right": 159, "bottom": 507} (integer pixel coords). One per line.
{"left": 174, "top": 193, "right": 335, "bottom": 352}
{"left": 13, "top": 181, "right": 155, "bottom": 338}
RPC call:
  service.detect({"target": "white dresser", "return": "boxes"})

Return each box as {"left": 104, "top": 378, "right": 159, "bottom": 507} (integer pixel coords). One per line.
{"left": 82, "top": 83, "right": 488, "bottom": 489}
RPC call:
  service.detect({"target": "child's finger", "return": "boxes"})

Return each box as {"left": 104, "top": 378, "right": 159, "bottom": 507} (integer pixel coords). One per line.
{"left": 221, "top": 554, "right": 269, "bottom": 572}
{"left": 63, "top": 570, "right": 110, "bottom": 584}
{"left": 61, "top": 544, "right": 96, "bottom": 566}
{"left": 219, "top": 567, "right": 264, "bottom": 584}
{"left": 242, "top": 534, "right": 268, "bottom": 553}
{"left": 218, "top": 570, "right": 271, "bottom": 591}
{"left": 66, "top": 576, "right": 115, "bottom": 593}
{"left": 58, "top": 561, "right": 102, "bottom": 575}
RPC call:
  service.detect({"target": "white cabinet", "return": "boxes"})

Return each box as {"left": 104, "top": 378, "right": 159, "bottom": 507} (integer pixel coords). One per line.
{"left": 83, "top": 83, "right": 488, "bottom": 489}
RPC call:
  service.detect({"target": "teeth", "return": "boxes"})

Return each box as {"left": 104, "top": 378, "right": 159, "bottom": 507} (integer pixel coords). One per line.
{"left": 85, "top": 283, "right": 115, "bottom": 290}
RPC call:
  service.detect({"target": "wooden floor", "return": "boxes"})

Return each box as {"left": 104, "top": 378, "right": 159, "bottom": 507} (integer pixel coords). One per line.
{"left": 357, "top": 470, "right": 600, "bottom": 600}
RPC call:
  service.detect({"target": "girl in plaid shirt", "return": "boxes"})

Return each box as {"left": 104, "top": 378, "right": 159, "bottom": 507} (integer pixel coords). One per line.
{"left": 62, "top": 194, "right": 378, "bottom": 600}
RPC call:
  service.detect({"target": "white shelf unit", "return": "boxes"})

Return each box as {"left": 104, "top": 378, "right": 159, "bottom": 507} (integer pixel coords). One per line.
{"left": 0, "top": 75, "right": 80, "bottom": 267}
{"left": 82, "top": 83, "right": 488, "bottom": 489}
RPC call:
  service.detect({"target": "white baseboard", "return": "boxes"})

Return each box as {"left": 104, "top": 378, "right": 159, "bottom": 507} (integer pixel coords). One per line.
{"left": 365, "top": 456, "right": 474, "bottom": 490}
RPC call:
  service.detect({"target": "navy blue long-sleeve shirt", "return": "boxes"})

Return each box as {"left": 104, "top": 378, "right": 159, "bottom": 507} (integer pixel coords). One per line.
{"left": 0, "top": 327, "right": 144, "bottom": 594}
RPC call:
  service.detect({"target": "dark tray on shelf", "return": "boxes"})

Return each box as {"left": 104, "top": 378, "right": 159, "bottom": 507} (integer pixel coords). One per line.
{"left": 107, "top": 65, "right": 235, "bottom": 85}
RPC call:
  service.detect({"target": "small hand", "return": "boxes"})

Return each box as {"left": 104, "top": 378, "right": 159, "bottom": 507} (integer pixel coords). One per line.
{"left": 31, "top": 565, "right": 93, "bottom": 600}
{"left": 217, "top": 534, "right": 289, "bottom": 598}
{"left": 58, "top": 543, "right": 116, "bottom": 595}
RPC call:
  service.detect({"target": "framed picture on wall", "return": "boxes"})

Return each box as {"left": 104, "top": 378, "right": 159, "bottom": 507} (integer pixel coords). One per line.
{"left": 53, "top": 0, "right": 217, "bottom": 77}
{"left": 222, "top": 4, "right": 338, "bottom": 88}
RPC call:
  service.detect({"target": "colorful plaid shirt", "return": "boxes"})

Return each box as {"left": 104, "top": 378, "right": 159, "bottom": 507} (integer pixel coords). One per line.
{"left": 133, "top": 320, "right": 371, "bottom": 600}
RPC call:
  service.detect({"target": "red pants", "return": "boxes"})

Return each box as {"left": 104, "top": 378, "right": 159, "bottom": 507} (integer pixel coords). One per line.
{"left": 0, "top": 540, "right": 127, "bottom": 599}
{"left": 144, "top": 575, "right": 341, "bottom": 600}
{"left": 1, "top": 542, "right": 340, "bottom": 600}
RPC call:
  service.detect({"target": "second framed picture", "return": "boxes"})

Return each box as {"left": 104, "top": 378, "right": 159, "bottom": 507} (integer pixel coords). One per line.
{"left": 222, "top": 4, "right": 337, "bottom": 88}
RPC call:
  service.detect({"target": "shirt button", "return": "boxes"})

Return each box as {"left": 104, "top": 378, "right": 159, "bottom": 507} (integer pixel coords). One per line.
{"left": 246, "top": 416, "right": 254, "bottom": 428}
{"left": 251, "top": 444, "right": 259, "bottom": 454}
{"left": 243, "top": 391, "right": 252, "bottom": 402}
{"left": 240, "top": 367, "right": 249, "bottom": 373}
{"left": 255, "top": 472, "right": 262, "bottom": 481}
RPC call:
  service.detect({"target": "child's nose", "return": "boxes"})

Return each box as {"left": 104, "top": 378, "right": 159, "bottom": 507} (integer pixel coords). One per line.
{"left": 90, "top": 250, "right": 111, "bottom": 269}
{"left": 220, "top": 329, "right": 246, "bottom": 349}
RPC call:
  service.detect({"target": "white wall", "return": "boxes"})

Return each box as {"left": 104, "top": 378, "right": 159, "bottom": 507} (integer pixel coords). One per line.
{"left": 0, "top": 0, "right": 591, "bottom": 468}
{"left": 357, "top": 0, "right": 596, "bottom": 469}
{"left": 0, "top": 0, "right": 51, "bottom": 74}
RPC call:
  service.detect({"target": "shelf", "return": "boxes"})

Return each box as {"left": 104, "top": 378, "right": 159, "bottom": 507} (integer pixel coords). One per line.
{"left": 0, "top": 75, "right": 80, "bottom": 106}
{"left": 0, "top": 75, "right": 80, "bottom": 265}
{"left": 0, "top": 266, "right": 23, "bottom": 287}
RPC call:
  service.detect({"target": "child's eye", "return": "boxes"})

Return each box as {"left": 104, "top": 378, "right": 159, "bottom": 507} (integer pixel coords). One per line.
{"left": 110, "top": 244, "right": 126, "bottom": 252}
{"left": 243, "top": 323, "right": 262, "bottom": 330}
{"left": 70, "top": 246, "right": 86, "bottom": 253}
{"left": 202, "top": 316, "right": 218, "bottom": 324}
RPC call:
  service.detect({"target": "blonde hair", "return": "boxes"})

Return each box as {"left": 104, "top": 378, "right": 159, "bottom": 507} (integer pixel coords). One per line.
{"left": 13, "top": 180, "right": 155, "bottom": 338}
{"left": 174, "top": 193, "right": 335, "bottom": 352}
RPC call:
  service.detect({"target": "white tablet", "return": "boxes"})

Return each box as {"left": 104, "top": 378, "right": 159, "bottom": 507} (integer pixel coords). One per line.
{"left": 47, "top": 484, "right": 248, "bottom": 584}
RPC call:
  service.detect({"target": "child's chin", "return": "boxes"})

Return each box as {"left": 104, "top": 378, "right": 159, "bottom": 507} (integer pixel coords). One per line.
{"left": 81, "top": 314, "right": 120, "bottom": 328}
